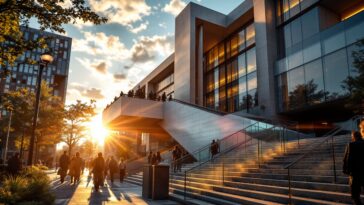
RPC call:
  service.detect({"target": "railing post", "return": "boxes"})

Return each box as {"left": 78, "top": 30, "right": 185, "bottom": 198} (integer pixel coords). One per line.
{"left": 257, "top": 139, "right": 260, "bottom": 168}
{"left": 331, "top": 135, "right": 337, "bottom": 183}
{"left": 184, "top": 171, "right": 187, "bottom": 201}
{"left": 222, "top": 157, "right": 225, "bottom": 185}
{"left": 288, "top": 168, "right": 292, "bottom": 205}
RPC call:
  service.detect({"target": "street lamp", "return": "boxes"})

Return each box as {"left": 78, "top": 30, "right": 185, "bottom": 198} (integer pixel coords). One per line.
{"left": 27, "top": 52, "right": 53, "bottom": 166}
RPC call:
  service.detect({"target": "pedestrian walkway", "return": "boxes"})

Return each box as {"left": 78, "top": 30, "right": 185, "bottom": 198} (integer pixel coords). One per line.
{"left": 50, "top": 170, "right": 180, "bottom": 205}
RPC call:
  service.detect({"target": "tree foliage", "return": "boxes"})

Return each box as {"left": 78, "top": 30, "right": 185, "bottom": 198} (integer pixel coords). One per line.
{"left": 343, "top": 39, "right": 364, "bottom": 113}
{"left": 62, "top": 100, "right": 96, "bottom": 156}
{"left": 0, "top": 0, "right": 107, "bottom": 75}
{"left": 0, "top": 81, "right": 64, "bottom": 150}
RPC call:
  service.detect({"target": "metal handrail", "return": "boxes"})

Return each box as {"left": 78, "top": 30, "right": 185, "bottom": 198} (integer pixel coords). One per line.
{"left": 172, "top": 120, "right": 261, "bottom": 170}
{"left": 182, "top": 124, "right": 284, "bottom": 200}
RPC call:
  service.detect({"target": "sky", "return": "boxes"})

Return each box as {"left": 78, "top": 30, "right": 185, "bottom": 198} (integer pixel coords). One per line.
{"left": 58, "top": 0, "right": 245, "bottom": 114}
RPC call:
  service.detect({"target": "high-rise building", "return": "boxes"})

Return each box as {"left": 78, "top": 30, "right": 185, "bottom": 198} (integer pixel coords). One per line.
{"left": 0, "top": 26, "right": 72, "bottom": 163}
{"left": 103, "top": 0, "right": 364, "bottom": 156}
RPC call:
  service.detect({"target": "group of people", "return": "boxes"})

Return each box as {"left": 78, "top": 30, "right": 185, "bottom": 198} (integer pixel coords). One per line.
{"left": 147, "top": 151, "right": 162, "bottom": 165}
{"left": 58, "top": 151, "right": 127, "bottom": 192}
{"left": 343, "top": 120, "right": 364, "bottom": 205}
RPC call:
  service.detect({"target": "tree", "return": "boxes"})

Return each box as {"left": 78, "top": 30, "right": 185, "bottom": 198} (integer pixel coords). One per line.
{"left": 0, "top": 81, "right": 64, "bottom": 152}
{"left": 343, "top": 39, "right": 364, "bottom": 113}
{"left": 62, "top": 100, "right": 96, "bottom": 156}
{"left": 0, "top": 0, "right": 107, "bottom": 75}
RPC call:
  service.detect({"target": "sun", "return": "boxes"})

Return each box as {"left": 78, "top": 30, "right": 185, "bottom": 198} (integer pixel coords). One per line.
{"left": 87, "top": 115, "right": 109, "bottom": 145}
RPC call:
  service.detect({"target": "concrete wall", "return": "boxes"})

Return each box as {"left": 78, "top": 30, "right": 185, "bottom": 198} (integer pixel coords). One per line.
{"left": 103, "top": 97, "right": 164, "bottom": 125}
{"left": 174, "top": 3, "right": 226, "bottom": 103}
{"left": 253, "top": 0, "right": 278, "bottom": 117}
{"left": 160, "top": 101, "right": 255, "bottom": 154}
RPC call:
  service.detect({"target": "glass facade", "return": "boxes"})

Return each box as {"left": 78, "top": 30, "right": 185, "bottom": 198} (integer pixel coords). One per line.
{"left": 205, "top": 23, "right": 257, "bottom": 113}
{"left": 1, "top": 27, "right": 71, "bottom": 103}
{"left": 277, "top": 0, "right": 319, "bottom": 24}
{"left": 276, "top": 9, "right": 364, "bottom": 112}
{"left": 156, "top": 73, "right": 174, "bottom": 97}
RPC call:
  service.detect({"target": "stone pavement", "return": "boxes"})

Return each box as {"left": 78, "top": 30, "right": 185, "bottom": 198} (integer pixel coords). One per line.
{"left": 49, "top": 170, "right": 180, "bottom": 205}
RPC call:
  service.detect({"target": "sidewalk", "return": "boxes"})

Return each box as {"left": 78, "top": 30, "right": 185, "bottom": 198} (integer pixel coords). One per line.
{"left": 50, "top": 170, "right": 180, "bottom": 205}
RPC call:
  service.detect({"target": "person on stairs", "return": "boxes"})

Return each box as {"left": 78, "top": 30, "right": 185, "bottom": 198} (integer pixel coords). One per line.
{"left": 343, "top": 131, "right": 364, "bottom": 205}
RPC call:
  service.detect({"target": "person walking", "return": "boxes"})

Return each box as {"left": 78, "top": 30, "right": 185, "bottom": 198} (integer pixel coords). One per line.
{"left": 92, "top": 152, "right": 105, "bottom": 192}
{"left": 343, "top": 131, "right": 364, "bottom": 205}
{"left": 210, "top": 140, "right": 218, "bottom": 159}
{"left": 156, "top": 151, "right": 162, "bottom": 165}
{"left": 119, "top": 158, "right": 126, "bottom": 183}
{"left": 103, "top": 156, "right": 110, "bottom": 186}
{"left": 72, "top": 152, "right": 83, "bottom": 184}
{"left": 7, "top": 153, "right": 22, "bottom": 175}
{"left": 69, "top": 155, "right": 76, "bottom": 183}
{"left": 59, "top": 151, "right": 70, "bottom": 183}
{"left": 147, "top": 151, "right": 153, "bottom": 164}
{"left": 151, "top": 153, "right": 157, "bottom": 165}
{"left": 108, "top": 156, "right": 118, "bottom": 184}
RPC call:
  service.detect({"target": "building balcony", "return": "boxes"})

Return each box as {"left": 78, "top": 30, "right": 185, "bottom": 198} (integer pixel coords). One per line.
{"left": 102, "top": 96, "right": 164, "bottom": 131}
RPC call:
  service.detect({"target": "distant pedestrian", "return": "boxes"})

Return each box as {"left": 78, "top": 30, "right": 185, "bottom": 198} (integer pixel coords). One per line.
{"left": 59, "top": 151, "right": 70, "bottom": 183}
{"left": 119, "top": 158, "right": 126, "bottom": 183}
{"left": 343, "top": 131, "right": 364, "bottom": 205}
{"left": 104, "top": 156, "right": 110, "bottom": 185}
{"left": 156, "top": 151, "right": 162, "bottom": 165}
{"left": 172, "top": 146, "right": 181, "bottom": 172}
{"left": 108, "top": 156, "right": 118, "bottom": 183}
{"left": 69, "top": 155, "right": 76, "bottom": 183}
{"left": 71, "top": 152, "right": 83, "bottom": 184}
{"left": 151, "top": 153, "right": 157, "bottom": 165}
{"left": 147, "top": 151, "right": 153, "bottom": 164}
{"left": 210, "top": 140, "right": 218, "bottom": 159}
{"left": 7, "top": 153, "right": 22, "bottom": 175}
{"left": 92, "top": 153, "right": 105, "bottom": 192}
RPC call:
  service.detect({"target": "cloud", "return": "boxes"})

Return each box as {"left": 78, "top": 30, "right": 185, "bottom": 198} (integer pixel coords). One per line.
{"left": 128, "top": 21, "right": 149, "bottom": 34}
{"left": 93, "top": 62, "right": 107, "bottom": 74}
{"left": 158, "top": 23, "right": 167, "bottom": 28}
{"left": 163, "top": 0, "right": 186, "bottom": 16}
{"left": 131, "top": 34, "right": 174, "bottom": 63}
{"left": 88, "top": 0, "right": 151, "bottom": 26}
{"left": 113, "top": 73, "right": 127, "bottom": 81}
{"left": 83, "top": 88, "right": 105, "bottom": 99}
{"left": 72, "top": 32, "right": 129, "bottom": 61}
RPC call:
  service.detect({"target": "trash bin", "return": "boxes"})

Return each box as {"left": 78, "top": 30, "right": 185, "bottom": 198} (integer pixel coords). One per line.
{"left": 152, "top": 165, "right": 169, "bottom": 200}
{"left": 142, "top": 165, "right": 153, "bottom": 198}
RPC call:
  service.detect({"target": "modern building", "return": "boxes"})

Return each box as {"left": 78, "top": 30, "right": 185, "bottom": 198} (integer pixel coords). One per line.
{"left": 103, "top": 0, "right": 364, "bottom": 156}
{"left": 0, "top": 26, "right": 72, "bottom": 163}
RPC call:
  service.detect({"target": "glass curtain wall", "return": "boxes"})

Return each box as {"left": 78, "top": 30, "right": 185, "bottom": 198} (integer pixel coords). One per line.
{"left": 276, "top": 9, "right": 364, "bottom": 112}
{"left": 205, "top": 23, "right": 257, "bottom": 113}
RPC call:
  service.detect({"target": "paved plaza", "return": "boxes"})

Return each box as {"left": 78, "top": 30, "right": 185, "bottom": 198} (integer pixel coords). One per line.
{"left": 48, "top": 170, "right": 180, "bottom": 205}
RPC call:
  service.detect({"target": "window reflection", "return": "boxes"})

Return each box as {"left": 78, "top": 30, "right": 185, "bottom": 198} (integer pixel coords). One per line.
{"left": 204, "top": 23, "right": 257, "bottom": 113}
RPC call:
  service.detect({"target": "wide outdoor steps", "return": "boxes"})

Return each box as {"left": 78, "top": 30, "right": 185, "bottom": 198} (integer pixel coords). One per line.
{"left": 168, "top": 134, "right": 363, "bottom": 204}
{"left": 125, "top": 134, "right": 361, "bottom": 204}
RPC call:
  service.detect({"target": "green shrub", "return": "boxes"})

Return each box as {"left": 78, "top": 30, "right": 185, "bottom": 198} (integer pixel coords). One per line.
{"left": 0, "top": 166, "right": 55, "bottom": 205}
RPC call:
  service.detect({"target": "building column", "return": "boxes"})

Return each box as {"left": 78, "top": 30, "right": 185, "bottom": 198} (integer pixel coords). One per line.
{"left": 197, "top": 25, "right": 204, "bottom": 106}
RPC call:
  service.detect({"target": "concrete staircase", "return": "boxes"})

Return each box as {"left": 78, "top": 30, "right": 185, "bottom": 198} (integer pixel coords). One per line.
{"left": 125, "top": 134, "right": 363, "bottom": 204}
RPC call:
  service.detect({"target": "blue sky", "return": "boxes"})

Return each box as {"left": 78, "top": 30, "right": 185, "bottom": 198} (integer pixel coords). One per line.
{"left": 60, "top": 0, "right": 244, "bottom": 113}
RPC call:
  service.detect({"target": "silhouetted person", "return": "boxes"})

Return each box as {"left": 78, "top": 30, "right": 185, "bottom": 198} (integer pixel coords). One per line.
{"left": 210, "top": 140, "right": 218, "bottom": 159}
{"left": 343, "top": 131, "right": 364, "bottom": 205}
{"left": 69, "top": 155, "right": 76, "bottom": 183}
{"left": 59, "top": 151, "right": 70, "bottom": 183}
{"left": 151, "top": 153, "right": 157, "bottom": 165}
{"left": 71, "top": 152, "right": 83, "bottom": 184}
{"left": 119, "top": 158, "right": 126, "bottom": 183}
{"left": 161, "top": 92, "right": 167, "bottom": 101}
{"left": 92, "top": 153, "right": 105, "bottom": 192}
{"left": 108, "top": 156, "right": 118, "bottom": 183}
{"left": 7, "top": 153, "right": 22, "bottom": 175}
{"left": 168, "top": 95, "right": 172, "bottom": 101}
{"left": 156, "top": 151, "right": 162, "bottom": 165}
{"left": 147, "top": 151, "right": 153, "bottom": 164}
